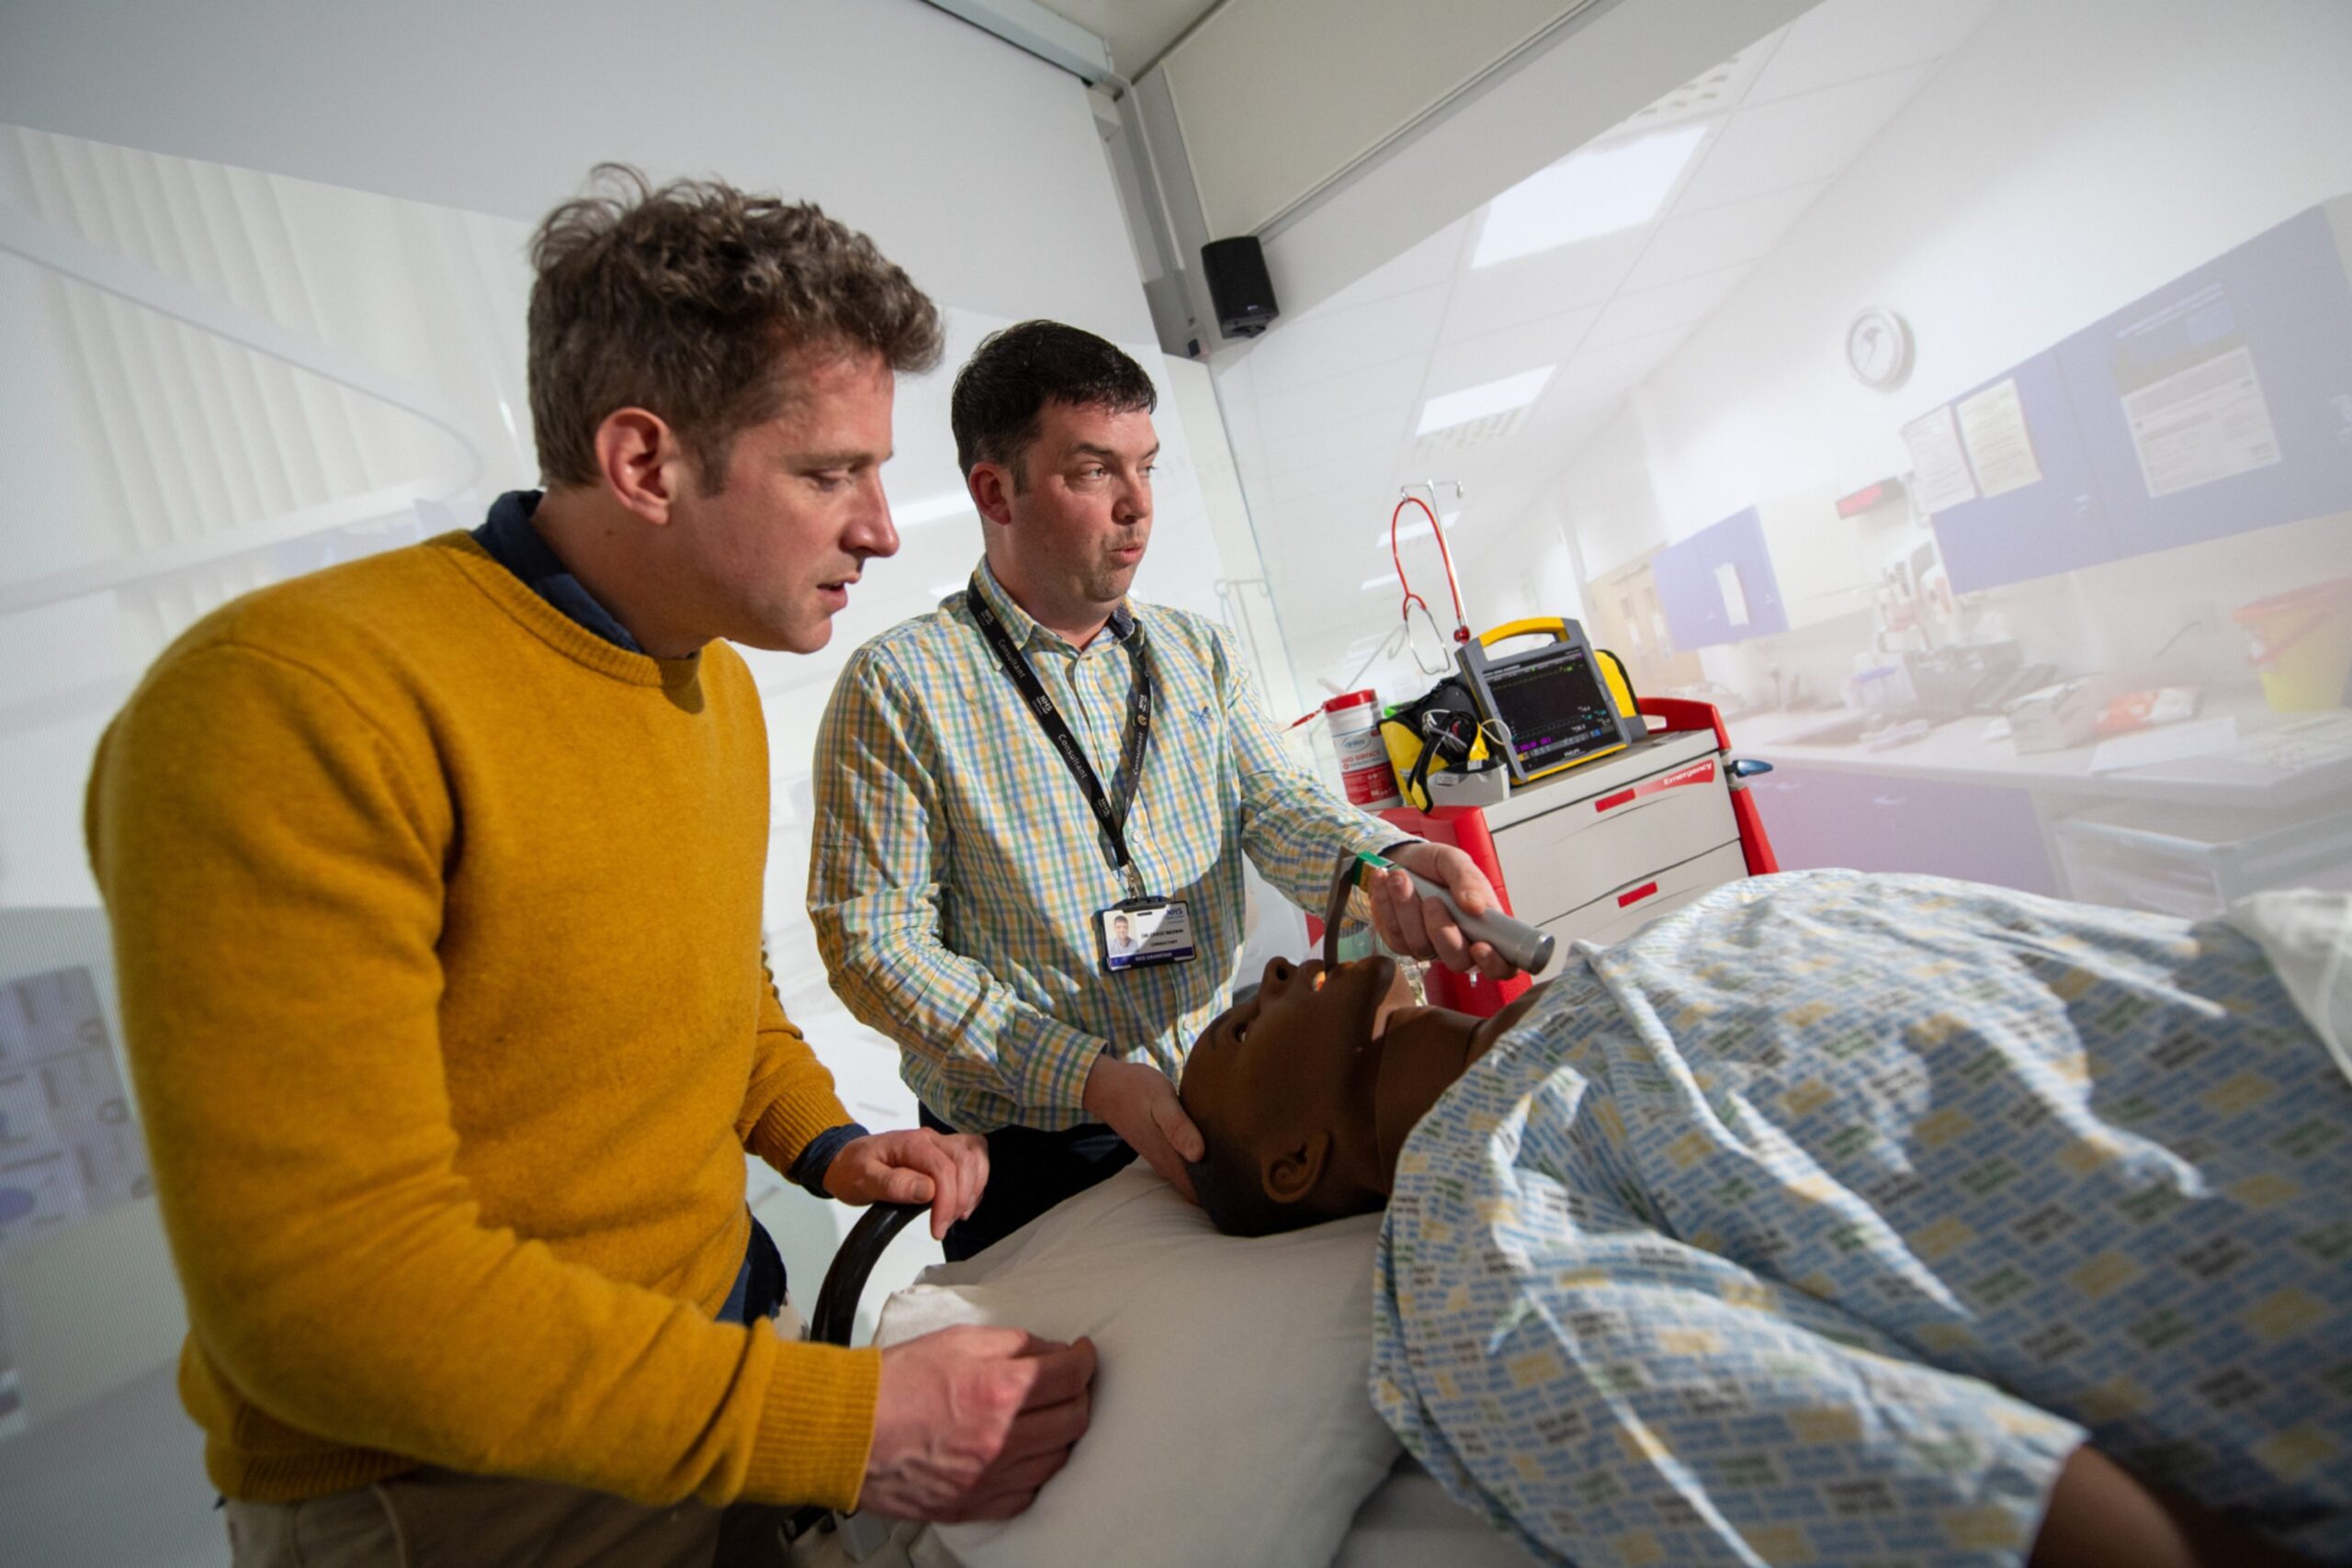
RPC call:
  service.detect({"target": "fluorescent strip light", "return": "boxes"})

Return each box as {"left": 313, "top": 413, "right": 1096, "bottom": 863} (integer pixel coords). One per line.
{"left": 1417, "top": 368, "right": 1552, "bottom": 436}
{"left": 1472, "top": 123, "right": 1708, "bottom": 269}
{"left": 893, "top": 488, "right": 977, "bottom": 526}
{"left": 1372, "top": 511, "right": 1461, "bottom": 548}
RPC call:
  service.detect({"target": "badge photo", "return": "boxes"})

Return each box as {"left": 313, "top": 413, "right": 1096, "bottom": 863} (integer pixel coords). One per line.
{"left": 1099, "top": 900, "right": 1196, "bottom": 974}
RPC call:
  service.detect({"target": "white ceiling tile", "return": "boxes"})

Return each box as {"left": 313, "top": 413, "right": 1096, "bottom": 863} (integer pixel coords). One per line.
{"left": 1612, "top": 30, "right": 1788, "bottom": 135}
{"left": 1425, "top": 305, "right": 1600, "bottom": 399}
{"left": 1564, "top": 328, "right": 1694, "bottom": 401}
{"left": 1314, "top": 220, "right": 1469, "bottom": 314}
{"left": 1587, "top": 264, "right": 1749, "bottom": 349}
{"left": 1673, "top": 65, "right": 1931, "bottom": 214}
{"left": 1255, "top": 354, "right": 1425, "bottom": 444}
{"left": 1246, "top": 284, "right": 1451, "bottom": 396}
{"left": 1267, "top": 446, "right": 1398, "bottom": 506}
{"left": 1743, "top": 0, "right": 2003, "bottom": 107}
{"left": 1279, "top": 417, "right": 1411, "bottom": 473}
{"left": 1437, "top": 228, "right": 1646, "bottom": 344}
{"left": 1622, "top": 182, "right": 1826, "bottom": 291}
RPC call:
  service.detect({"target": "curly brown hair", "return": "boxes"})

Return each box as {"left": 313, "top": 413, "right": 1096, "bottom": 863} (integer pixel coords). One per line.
{"left": 526, "top": 164, "right": 942, "bottom": 492}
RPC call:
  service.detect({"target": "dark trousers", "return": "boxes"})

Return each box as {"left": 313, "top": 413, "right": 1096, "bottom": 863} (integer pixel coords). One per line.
{"left": 919, "top": 1105, "right": 1137, "bottom": 1262}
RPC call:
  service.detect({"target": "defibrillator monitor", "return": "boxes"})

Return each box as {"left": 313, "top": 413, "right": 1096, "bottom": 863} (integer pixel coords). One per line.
{"left": 1455, "top": 619, "right": 1640, "bottom": 784}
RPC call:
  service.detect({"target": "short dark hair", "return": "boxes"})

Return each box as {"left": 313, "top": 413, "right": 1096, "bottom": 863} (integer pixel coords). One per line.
{"left": 527, "top": 164, "right": 943, "bottom": 491}
{"left": 949, "top": 320, "right": 1157, "bottom": 484}
{"left": 1184, "top": 1133, "right": 1308, "bottom": 1240}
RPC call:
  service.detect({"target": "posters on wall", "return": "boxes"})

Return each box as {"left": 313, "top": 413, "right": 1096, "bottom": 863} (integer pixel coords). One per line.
{"left": 1902, "top": 403, "right": 1980, "bottom": 514}
{"left": 1955, "top": 378, "right": 2044, "bottom": 499}
{"left": 0, "top": 964, "right": 151, "bottom": 1440}
{"left": 2110, "top": 285, "right": 2284, "bottom": 500}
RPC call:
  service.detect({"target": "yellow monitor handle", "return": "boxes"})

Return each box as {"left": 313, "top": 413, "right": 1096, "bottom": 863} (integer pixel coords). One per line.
{"left": 1478, "top": 616, "right": 1569, "bottom": 648}
{"left": 1473, "top": 617, "right": 1639, "bottom": 721}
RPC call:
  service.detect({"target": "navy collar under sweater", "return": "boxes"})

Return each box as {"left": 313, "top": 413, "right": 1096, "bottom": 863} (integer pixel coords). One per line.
{"left": 471, "top": 490, "right": 653, "bottom": 656}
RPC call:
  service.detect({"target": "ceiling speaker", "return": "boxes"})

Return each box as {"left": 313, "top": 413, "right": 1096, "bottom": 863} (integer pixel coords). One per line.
{"left": 1201, "top": 237, "right": 1278, "bottom": 339}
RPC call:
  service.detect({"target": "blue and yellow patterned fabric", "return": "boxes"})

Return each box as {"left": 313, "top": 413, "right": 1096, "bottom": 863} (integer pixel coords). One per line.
{"left": 1372, "top": 871, "right": 2352, "bottom": 1566}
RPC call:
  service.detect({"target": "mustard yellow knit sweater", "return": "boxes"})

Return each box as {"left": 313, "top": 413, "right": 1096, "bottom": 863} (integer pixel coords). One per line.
{"left": 86, "top": 535, "right": 879, "bottom": 1510}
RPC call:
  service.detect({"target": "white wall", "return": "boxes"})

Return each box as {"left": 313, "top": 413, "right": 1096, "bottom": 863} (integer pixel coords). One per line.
{"left": 0, "top": 7, "right": 1187, "bottom": 1565}
{"left": 0, "top": 0, "right": 1151, "bottom": 341}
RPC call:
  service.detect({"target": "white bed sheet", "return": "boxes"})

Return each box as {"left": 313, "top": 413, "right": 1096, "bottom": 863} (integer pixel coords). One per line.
{"left": 783, "top": 1456, "right": 1543, "bottom": 1568}
{"left": 789, "top": 1166, "right": 1539, "bottom": 1568}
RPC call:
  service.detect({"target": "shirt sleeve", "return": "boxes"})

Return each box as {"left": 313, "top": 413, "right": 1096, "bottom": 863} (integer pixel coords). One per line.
{"left": 88, "top": 643, "right": 877, "bottom": 1510}
{"left": 808, "top": 644, "right": 1110, "bottom": 1133}
{"left": 1214, "top": 626, "right": 1404, "bottom": 910}
{"left": 785, "top": 1122, "right": 871, "bottom": 1197}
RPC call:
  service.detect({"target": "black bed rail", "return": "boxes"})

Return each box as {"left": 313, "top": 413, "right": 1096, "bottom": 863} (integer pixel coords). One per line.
{"left": 782, "top": 1201, "right": 927, "bottom": 1548}
{"left": 809, "top": 1201, "right": 926, "bottom": 1346}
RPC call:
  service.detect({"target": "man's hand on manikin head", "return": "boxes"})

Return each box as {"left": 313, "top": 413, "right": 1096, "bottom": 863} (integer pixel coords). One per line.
{"left": 1177, "top": 953, "right": 1540, "bottom": 1237}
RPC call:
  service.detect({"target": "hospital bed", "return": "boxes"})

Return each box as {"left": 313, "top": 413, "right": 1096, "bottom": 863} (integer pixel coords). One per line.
{"left": 773, "top": 888, "right": 2352, "bottom": 1568}
{"left": 777, "top": 1169, "right": 1544, "bottom": 1568}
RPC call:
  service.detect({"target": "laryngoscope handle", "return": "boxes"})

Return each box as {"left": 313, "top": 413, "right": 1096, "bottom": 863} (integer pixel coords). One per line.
{"left": 1390, "top": 861, "right": 1556, "bottom": 974}
{"left": 1329, "top": 852, "right": 1555, "bottom": 975}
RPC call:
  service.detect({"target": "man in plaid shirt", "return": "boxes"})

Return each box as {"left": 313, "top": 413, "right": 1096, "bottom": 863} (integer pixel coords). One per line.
{"left": 811, "top": 321, "right": 1514, "bottom": 1259}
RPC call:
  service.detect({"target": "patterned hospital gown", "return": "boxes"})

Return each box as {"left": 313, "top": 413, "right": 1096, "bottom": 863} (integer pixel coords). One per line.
{"left": 1370, "top": 871, "right": 2352, "bottom": 1567}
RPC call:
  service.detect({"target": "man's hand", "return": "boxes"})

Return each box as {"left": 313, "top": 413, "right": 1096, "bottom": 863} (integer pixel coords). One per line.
{"left": 1080, "top": 1054, "right": 1202, "bottom": 1203}
{"left": 862, "top": 1325, "right": 1097, "bottom": 1521}
{"left": 1368, "top": 841, "right": 1517, "bottom": 980}
{"left": 823, "top": 1129, "right": 988, "bottom": 1242}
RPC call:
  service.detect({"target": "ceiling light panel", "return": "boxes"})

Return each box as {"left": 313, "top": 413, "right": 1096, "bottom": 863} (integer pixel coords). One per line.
{"left": 1471, "top": 124, "right": 1710, "bottom": 270}
{"left": 1416, "top": 367, "right": 1554, "bottom": 436}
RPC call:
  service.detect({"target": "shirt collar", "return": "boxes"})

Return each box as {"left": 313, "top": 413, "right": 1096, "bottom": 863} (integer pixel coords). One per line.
{"left": 967, "top": 559, "right": 1136, "bottom": 653}
{"left": 472, "top": 490, "right": 649, "bottom": 656}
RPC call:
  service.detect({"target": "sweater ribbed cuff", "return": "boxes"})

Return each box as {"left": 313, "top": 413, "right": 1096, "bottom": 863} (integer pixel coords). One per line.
{"left": 750, "top": 1091, "right": 858, "bottom": 1178}
{"left": 745, "top": 1340, "right": 882, "bottom": 1511}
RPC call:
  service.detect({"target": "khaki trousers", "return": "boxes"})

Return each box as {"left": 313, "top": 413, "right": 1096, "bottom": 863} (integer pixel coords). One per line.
{"left": 222, "top": 1467, "right": 798, "bottom": 1568}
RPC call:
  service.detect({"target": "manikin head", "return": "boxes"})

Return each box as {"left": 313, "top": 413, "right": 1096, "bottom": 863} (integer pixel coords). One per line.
{"left": 951, "top": 321, "right": 1159, "bottom": 645}
{"left": 1179, "top": 954, "right": 1531, "bottom": 1236}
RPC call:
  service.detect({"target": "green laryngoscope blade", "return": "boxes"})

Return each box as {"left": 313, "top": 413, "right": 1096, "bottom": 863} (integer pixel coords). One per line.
{"left": 1323, "top": 850, "right": 1556, "bottom": 974}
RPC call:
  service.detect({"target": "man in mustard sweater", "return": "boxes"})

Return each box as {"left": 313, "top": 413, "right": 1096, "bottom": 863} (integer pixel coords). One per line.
{"left": 85, "top": 167, "right": 1095, "bottom": 1567}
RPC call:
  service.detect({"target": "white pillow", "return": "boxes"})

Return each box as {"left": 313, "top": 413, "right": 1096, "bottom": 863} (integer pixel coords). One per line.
{"left": 870, "top": 1165, "right": 1399, "bottom": 1568}
{"left": 2229, "top": 887, "right": 2352, "bottom": 1088}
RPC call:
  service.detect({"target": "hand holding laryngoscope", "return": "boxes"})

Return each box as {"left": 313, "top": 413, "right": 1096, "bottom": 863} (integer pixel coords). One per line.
{"left": 1325, "top": 850, "right": 1555, "bottom": 975}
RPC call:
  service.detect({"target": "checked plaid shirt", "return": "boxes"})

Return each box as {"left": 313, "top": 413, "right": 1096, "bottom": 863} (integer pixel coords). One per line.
{"left": 809, "top": 561, "right": 1397, "bottom": 1133}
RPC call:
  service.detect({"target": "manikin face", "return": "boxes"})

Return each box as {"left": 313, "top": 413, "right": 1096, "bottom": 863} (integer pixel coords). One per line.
{"left": 978, "top": 400, "right": 1157, "bottom": 639}
{"left": 1181, "top": 953, "right": 1487, "bottom": 1229}
{"left": 670, "top": 346, "right": 900, "bottom": 653}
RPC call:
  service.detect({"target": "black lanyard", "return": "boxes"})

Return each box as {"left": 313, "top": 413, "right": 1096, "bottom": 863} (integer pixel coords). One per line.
{"left": 967, "top": 572, "right": 1156, "bottom": 897}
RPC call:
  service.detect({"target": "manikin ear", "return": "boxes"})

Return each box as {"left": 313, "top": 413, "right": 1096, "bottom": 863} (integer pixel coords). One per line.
{"left": 594, "top": 408, "right": 687, "bottom": 525}
{"left": 1261, "top": 1133, "right": 1332, "bottom": 1207}
{"left": 967, "top": 461, "right": 1017, "bottom": 529}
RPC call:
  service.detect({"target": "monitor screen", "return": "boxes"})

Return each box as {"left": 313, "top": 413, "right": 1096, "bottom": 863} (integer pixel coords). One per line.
{"left": 1483, "top": 645, "right": 1619, "bottom": 773}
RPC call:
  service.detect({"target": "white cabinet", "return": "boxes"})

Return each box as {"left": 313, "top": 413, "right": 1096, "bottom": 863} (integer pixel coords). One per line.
{"left": 1483, "top": 728, "right": 1748, "bottom": 969}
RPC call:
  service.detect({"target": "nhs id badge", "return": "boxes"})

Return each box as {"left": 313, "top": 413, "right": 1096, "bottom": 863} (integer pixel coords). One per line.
{"left": 1098, "top": 898, "right": 1196, "bottom": 975}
